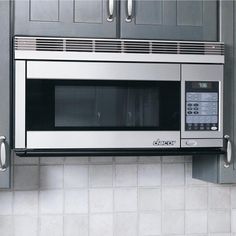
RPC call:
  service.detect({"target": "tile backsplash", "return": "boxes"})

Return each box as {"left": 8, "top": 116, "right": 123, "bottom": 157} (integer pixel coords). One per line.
{"left": 0, "top": 154, "right": 236, "bottom": 236}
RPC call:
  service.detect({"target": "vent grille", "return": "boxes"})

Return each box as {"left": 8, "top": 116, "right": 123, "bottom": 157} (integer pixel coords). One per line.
{"left": 14, "top": 37, "right": 224, "bottom": 56}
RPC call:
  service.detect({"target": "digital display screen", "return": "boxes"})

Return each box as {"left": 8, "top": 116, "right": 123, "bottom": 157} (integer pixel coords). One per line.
{"left": 192, "top": 82, "right": 212, "bottom": 89}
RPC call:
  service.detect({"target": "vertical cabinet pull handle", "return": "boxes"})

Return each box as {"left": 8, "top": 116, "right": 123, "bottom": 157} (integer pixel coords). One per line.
{"left": 0, "top": 136, "right": 7, "bottom": 172}
{"left": 107, "top": 0, "right": 114, "bottom": 22}
{"left": 126, "top": 0, "right": 133, "bottom": 22}
{"left": 224, "top": 135, "right": 232, "bottom": 168}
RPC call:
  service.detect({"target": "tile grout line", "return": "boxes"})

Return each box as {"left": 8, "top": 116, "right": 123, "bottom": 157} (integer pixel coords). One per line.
{"left": 112, "top": 156, "right": 115, "bottom": 236}
{"left": 37, "top": 158, "right": 40, "bottom": 236}
{"left": 207, "top": 179, "right": 210, "bottom": 234}
{"left": 137, "top": 157, "right": 140, "bottom": 236}
{"left": 183, "top": 157, "right": 186, "bottom": 235}
{"left": 12, "top": 154, "right": 16, "bottom": 236}
{"left": 160, "top": 155, "right": 163, "bottom": 236}
{"left": 230, "top": 185, "right": 232, "bottom": 234}
{"left": 62, "top": 157, "right": 65, "bottom": 236}
{"left": 88, "top": 157, "right": 91, "bottom": 236}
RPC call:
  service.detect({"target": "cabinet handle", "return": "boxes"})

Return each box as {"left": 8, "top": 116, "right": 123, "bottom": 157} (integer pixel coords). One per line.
{"left": 224, "top": 135, "right": 232, "bottom": 168}
{"left": 0, "top": 136, "right": 7, "bottom": 172}
{"left": 107, "top": 0, "right": 114, "bottom": 22}
{"left": 126, "top": 0, "right": 133, "bottom": 22}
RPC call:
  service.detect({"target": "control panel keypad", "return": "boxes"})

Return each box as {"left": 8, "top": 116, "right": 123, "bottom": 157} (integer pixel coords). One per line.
{"left": 185, "top": 82, "right": 219, "bottom": 131}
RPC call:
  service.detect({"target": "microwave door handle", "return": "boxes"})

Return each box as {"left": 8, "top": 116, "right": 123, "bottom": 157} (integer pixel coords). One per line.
{"left": 107, "top": 0, "right": 114, "bottom": 22}
{"left": 126, "top": 0, "right": 133, "bottom": 22}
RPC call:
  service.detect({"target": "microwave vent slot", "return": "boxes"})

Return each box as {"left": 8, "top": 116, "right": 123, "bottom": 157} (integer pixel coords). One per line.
{"left": 65, "top": 40, "right": 93, "bottom": 52}
{"left": 152, "top": 42, "right": 178, "bottom": 54}
{"left": 94, "top": 40, "right": 122, "bottom": 53}
{"left": 123, "top": 41, "right": 150, "bottom": 54}
{"left": 14, "top": 37, "right": 224, "bottom": 56}
{"left": 36, "top": 38, "right": 64, "bottom": 51}
{"left": 179, "top": 43, "right": 205, "bottom": 54}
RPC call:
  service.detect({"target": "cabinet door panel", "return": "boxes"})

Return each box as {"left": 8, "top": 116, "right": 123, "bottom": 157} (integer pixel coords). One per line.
{"left": 135, "top": 0, "right": 163, "bottom": 25}
{"left": 221, "top": 0, "right": 236, "bottom": 182}
{"left": 177, "top": 0, "right": 203, "bottom": 26}
{"left": 0, "top": 0, "right": 11, "bottom": 188}
{"left": 30, "top": 0, "right": 59, "bottom": 21}
{"left": 233, "top": 0, "right": 236, "bottom": 175}
{"left": 14, "top": 0, "right": 117, "bottom": 38}
{"left": 74, "top": 0, "right": 103, "bottom": 23}
{"left": 120, "top": 0, "right": 217, "bottom": 41}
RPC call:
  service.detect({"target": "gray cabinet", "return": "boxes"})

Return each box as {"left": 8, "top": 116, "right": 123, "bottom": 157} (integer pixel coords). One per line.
{"left": 192, "top": 154, "right": 236, "bottom": 184}
{"left": 14, "top": 0, "right": 217, "bottom": 41}
{"left": 14, "top": 0, "right": 117, "bottom": 38}
{"left": 0, "top": 0, "right": 11, "bottom": 188}
{"left": 192, "top": 0, "right": 236, "bottom": 184}
{"left": 220, "top": 0, "right": 236, "bottom": 183}
{"left": 120, "top": 0, "right": 218, "bottom": 40}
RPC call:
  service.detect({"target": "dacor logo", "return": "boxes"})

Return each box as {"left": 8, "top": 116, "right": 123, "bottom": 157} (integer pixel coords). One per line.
{"left": 153, "top": 139, "right": 176, "bottom": 146}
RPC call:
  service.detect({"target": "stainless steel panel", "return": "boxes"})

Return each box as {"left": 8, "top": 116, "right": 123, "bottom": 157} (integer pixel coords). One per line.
{"left": 15, "top": 61, "right": 26, "bottom": 148}
{"left": 181, "top": 64, "right": 224, "bottom": 139}
{"left": 27, "top": 131, "right": 180, "bottom": 149}
{"left": 181, "top": 138, "right": 223, "bottom": 148}
{"left": 27, "top": 61, "right": 180, "bottom": 81}
{"left": 15, "top": 51, "right": 224, "bottom": 64}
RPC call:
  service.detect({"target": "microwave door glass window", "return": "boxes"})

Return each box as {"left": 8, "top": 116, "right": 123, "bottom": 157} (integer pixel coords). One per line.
{"left": 126, "top": 88, "right": 159, "bottom": 127}
{"left": 54, "top": 86, "right": 160, "bottom": 129}
{"left": 26, "top": 80, "right": 180, "bottom": 131}
{"left": 55, "top": 86, "right": 97, "bottom": 127}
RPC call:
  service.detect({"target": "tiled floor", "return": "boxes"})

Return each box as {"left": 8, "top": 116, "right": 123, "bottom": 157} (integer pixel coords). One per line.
{"left": 0, "top": 154, "right": 236, "bottom": 236}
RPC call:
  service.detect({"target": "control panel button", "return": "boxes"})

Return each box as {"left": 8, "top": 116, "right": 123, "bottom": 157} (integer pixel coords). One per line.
{"left": 186, "top": 140, "right": 197, "bottom": 146}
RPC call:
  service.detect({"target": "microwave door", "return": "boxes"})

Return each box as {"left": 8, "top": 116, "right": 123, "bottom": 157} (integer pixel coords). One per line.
{"left": 15, "top": 61, "right": 181, "bottom": 150}
{"left": 24, "top": 79, "right": 181, "bottom": 149}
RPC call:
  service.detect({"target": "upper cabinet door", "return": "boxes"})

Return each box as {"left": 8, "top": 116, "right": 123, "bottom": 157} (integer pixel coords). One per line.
{"left": 120, "top": 0, "right": 218, "bottom": 41}
{"left": 0, "top": 0, "right": 11, "bottom": 188}
{"left": 219, "top": 0, "right": 236, "bottom": 183}
{"left": 14, "top": 0, "right": 117, "bottom": 38}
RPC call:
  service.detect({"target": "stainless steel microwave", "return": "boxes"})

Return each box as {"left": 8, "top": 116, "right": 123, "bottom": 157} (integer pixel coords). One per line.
{"left": 13, "top": 37, "right": 224, "bottom": 156}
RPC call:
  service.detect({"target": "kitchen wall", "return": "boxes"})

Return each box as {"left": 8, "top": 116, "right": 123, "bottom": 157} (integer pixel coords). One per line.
{"left": 0, "top": 154, "right": 236, "bottom": 236}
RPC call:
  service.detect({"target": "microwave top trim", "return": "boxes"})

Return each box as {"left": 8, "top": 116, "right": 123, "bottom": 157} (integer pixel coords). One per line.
{"left": 14, "top": 36, "right": 224, "bottom": 64}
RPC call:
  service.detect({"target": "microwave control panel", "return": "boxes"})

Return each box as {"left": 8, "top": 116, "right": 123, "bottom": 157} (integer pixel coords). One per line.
{"left": 185, "top": 81, "right": 219, "bottom": 131}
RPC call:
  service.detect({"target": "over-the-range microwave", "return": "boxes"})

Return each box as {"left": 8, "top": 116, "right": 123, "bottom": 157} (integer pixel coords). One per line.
{"left": 13, "top": 36, "right": 225, "bottom": 156}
